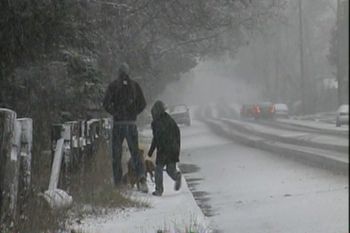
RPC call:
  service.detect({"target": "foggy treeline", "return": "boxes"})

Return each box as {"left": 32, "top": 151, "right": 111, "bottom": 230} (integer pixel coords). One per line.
{"left": 231, "top": 0, "right": 348, "bottom": 114}
{"left": 160, "top": 0, "right": 348, "bottom": 115}
{"left": 0, "top": 0, "right": 347, "bottom": 147}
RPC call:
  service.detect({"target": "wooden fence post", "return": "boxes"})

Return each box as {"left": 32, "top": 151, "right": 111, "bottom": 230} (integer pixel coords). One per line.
{"left": 102, "top": 118, "right": 112, "bottom": 156}
{"left": 51, "top": 124, "right": 63, "bottom": 167}
{"left": 61, "top": 122, "right": 72, "bottom": 190}
{"left": 88, "top": 119, "right": 100, "bottom": 156}
{"left": 17, "top": 118, "right": 33, "bottom": 215}
{"left": 0, "top": 108, "right": 20, "bottom": 228}
{"left": 67, "top": 121, "right": 80, "bottom": 169}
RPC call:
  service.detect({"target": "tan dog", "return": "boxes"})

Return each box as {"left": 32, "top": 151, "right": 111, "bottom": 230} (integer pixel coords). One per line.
{"left": 145, "top": 158, "right": 155, "bottom": 182}
{"left": 122, "top": 149, "right": 155, "bottom": 189}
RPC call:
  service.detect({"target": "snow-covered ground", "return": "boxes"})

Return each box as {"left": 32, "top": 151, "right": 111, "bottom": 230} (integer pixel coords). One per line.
{"left": 72, "top": 177, "right": 210, "bottom": 233}
{"left": 70, "top": 113, "right": 348, "bottom": 233}
{"left": 71, "top": 128, "right": 211, "bottom": 233}
{"left": 181, "top": 120, "right": 348, "bottom": 233}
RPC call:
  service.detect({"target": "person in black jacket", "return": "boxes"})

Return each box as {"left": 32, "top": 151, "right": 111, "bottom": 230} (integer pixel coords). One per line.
{"left": 148, "top": 100, "right": 182, "bottom": 196}
{"left": 103, "top": 63, "right": 148, "bottom": 193}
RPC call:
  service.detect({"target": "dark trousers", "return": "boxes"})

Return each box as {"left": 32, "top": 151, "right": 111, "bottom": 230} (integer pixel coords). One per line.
{"left": 112, "top": 123, "right": 145, "bottom": 185}
{"left": 155, "top": 162, "right": 181, "bottom": 193}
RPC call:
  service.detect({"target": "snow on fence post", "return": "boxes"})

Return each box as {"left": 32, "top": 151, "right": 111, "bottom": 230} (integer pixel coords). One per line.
{"left": 61, "top": 122, "right": 72, "bottom": 190}
{"left": 81, "top": 120, "right": 87, "bottom": 149}
{"left": 17, "top": 118, "right": 33, "bottom": 215}
{"left": 69, "top": 121, "right": 80, "bottom": 171}
{"left": 50, "top": 123, "right": 73, "bottom": 191}
{"left": 48, "top": 139, "right": 64, "bottom": 191}
{"left": 102, "top": 118, "right": 111, "bottom": 140}
{"left": 0, "top": 108, "right": 20, "bottom": 229}
{"left": 51, "top": 124, "right": 63, "bottom": 167}
{"left": 87, "top": 119, "right": 101, "bottom": 156}
{"left": 10, "top": 119, "right": 21, "bottom": 223}
{"left": 86, "top": 120, "right": 92, "bottom": 156}
{"left": 43, "top": 122, "right": 73, "bottom": 210}
{"left": 79, "top": 120, "right": 87, "bottom": 184}
{"left": 101, "top": 118, "right": 112, "bottom": 157}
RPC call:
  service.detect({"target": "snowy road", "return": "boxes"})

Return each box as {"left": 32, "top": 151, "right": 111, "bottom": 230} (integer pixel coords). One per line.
{"left": 180, "top": 120, "right": 348, "bottom": 233}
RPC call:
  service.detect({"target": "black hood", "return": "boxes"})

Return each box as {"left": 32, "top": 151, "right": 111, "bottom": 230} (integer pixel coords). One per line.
{"left": 151, "top": 100, "right": 166, "bottom": 120}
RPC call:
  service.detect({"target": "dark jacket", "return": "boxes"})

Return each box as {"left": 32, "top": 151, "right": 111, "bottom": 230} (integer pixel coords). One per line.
{"left": 103, "top": 74, "right": 146, "bottom": 121}
{"left": 149, "top": 112, "right": 181, "bottom": 165}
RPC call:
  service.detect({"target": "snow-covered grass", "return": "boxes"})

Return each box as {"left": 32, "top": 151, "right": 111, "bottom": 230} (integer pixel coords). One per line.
{"left": 68, "top": 139, "right": 146, "bottom": 209}
{"left": 73, "top": 222, "right": 209, "bottom": 233}
{"left": 16, "top": 138, "right": 148, "bottom": 233}
{"left": 69, "top": 173, "right": 211, "bottom": 233}
{"left": 68, "top": 131, "right": 211, "bottom": 233}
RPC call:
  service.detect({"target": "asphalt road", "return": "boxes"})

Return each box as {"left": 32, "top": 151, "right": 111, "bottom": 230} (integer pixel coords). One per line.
{"left": 179, "top": 120, "right": 348, "bottom": 233}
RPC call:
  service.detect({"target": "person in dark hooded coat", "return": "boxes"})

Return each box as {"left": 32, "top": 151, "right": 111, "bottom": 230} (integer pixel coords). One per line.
{"left": 148, "top": 100, "right": 182, "bottom": 196}
{"left": 103, "top": 62, "right": 148, "bottom": 193}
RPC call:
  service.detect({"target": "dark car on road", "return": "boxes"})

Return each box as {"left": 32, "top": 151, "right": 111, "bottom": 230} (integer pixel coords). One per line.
{"left": 169, "top": 104, "right": 191, "bottom": 126}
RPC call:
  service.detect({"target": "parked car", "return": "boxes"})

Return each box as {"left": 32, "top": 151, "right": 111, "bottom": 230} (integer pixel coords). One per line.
{"left": 257, "top": 102, "right": 275, "bottom": 119}
{"left": 169, "top": 104, "right": 191, "bottom": 126}
{"left": 336, "top": 104, "right": 349, "bottom": 127}
{"left": 240, "top": 104, "right": 260, "bottom": 119}
{"left": 274, "top": 103, "right": 289, "bottom": 118}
